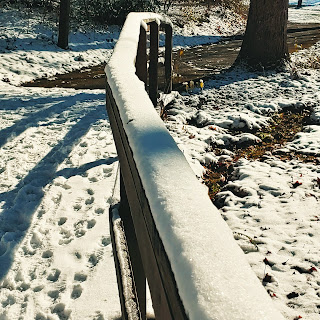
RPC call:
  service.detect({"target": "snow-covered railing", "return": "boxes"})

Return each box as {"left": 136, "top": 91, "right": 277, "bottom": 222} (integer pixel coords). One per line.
{"left": 105, "top": 12, "right": 285, "bottom": 320}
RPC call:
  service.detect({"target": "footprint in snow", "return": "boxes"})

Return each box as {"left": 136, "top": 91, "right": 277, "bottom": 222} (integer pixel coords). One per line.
{"left": 85, "top": 196, "right": 95, "bottom": 205}
{"left": 101, "top": 237, "right": 111, "bottom": 247}
{"left": 93, "top": 311, "right": 105, "bottom": 320}
{"left": 48, "top": 289, "right": 60, "bottom": 300}
{"left": 52, "top": 303, "right": 72, "bottom": 319}
{"left": 75, "top": 229, "right": 86, "bottom": 238}
{"left": 87, "top": 188, "right": 94, "bottom": 196}
{"left": 71, "top": 284, "right": 83, "bottom": 299}
{"left": 74, "top": 272, "right": 87, "bottom": 282}
{"left": 74, "top": 219, "right": 97, "bottom": 238}
{"left": 42, "top": 250, "right": 53, "bottom": 259}
{"left": 17, "top": 282, "right": 30, "bottom": 291}
{"left": 59, "top": 227, "right": 73, "bottom": 245}
{"left": 35, "top": 313, "right": 49, "bottom": 320}
{"left": 74, "top": 224, "right": 85, "bottom": 238}
{"left": 37, "top": 208, "right": 46, "bottom": 218}
{"left": 103, "top": 167, "right": 113, "bottom": 177}
{"left": 88, "top": 249, "right": 103, "bottom": 268}
{"left": 58, "top": 217, "right": 67, "bottom": 226}
{"left": 87, "top": 219, "right": 96, "bottom": 229}
{"left": 95, "top": 207, "right": 105, "bottom": 215}
{"left": 1, "top": 294, "right": 16, "bottom": 307}
{"left": 33, "top": 285, "right": 44, "bottom": 292}
{"left": 30, "top": 232, "right": 42, "bottom": 249}
{"left": 88, "top": 253, "right": 99, "bottom": 267}
{"left": 73, "top": 203, "right": 82, "bottom": 211}
{"left": 47, "top": 269, "right": 61, "bottom": 282}
{"left": 74, "top": 251, "right": 82, "bottom": 259}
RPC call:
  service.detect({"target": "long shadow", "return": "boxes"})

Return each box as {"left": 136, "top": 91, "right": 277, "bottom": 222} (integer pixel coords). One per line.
{"left": 8, "top": 37, "right": 117, "bottom": 52}
{"left": 0, "top": 101, "right": 116, "bottom": 280}
{"left": 0, "top": 92, "right": 104, "bottom": 148}
{"left": 0, "top": 95, "right": 69, "bottom": 111}
{"left": 56, "top": 157, "right": 117, "bottom": 179}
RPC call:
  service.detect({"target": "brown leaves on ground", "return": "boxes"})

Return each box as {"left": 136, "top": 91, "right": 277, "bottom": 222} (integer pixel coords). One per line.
{"left": 203, "top": 108, "right": 320, "bottom": 201}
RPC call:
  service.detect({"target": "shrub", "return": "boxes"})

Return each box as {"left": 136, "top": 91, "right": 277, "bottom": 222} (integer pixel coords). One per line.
{"left": 204, "top": 0, "right": 248, "bottom": 17}
{"left": 73, "top": 0, "right": 160, "bottom": 25}
{"left": 0, "top": 0, "right": 160, "bottom": 26}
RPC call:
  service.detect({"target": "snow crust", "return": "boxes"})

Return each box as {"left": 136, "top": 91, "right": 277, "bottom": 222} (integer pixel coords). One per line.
{"left": 106, "top": 12, "right": 284, "bottom": 320}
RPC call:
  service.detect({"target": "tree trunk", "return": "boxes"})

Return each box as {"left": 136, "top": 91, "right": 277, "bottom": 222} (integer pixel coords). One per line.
{"left": 58, "top": 0, "right": 71, "bottom": 49}
{"left": 236, "top": 0, "right": 289, "bottom": 68}
{"left": 297, "top": 0, "right": 303, "bottom": 8}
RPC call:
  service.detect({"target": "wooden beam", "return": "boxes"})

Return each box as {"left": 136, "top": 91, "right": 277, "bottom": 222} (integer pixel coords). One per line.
{"left": 149, "top": 21, "right": 159, "bottom": 106}
{"left": 136, "top": 26, "right": 148, "bottom": 88}
{"left": 119, "top": 174, "right": 146, "bottom": 320}
{"left": 109, "top": 206, "right": 139, "bottom": 320}
{"left": 164, "top": 23, "right": 173, "bottom": 94}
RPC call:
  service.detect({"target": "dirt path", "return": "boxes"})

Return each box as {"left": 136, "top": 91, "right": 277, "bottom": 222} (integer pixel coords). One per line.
{"left": 23, "top": 23, "right": 320, "bottom": 90}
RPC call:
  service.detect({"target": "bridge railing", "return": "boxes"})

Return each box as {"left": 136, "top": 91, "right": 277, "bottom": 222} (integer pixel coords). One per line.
{"left": 105, "top": 12, "right": 284, "bottom": 320}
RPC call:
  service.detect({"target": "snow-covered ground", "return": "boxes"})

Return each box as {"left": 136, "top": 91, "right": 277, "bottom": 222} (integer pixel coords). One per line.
{"left": 0, "top": 3, "right": 320, "bottom": 320}
{"left": 162, "top": 67, "right": 320, "bottom": 319}
{"left": 289, "top": 3, "right": 320, "bottom": 23}
{"left": 0, "top": 84, "right": 122, "bottom": 319}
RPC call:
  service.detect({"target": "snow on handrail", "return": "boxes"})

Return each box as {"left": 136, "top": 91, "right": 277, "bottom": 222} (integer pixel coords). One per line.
{"left": 105, "top": 12, "right": 284, "bottom": 320}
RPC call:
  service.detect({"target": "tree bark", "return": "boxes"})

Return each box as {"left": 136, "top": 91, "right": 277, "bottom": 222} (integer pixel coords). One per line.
{"left": 235, "top": 0, "right": 289, "bottom": 68}
{"left": 58, "top": 0, "right": 71, "bottom": 49}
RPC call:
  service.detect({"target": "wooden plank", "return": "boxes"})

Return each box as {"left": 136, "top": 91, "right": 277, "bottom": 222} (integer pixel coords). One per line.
{"left": 106, "top": 83, "right": 188, "bottom": 320}
{"left": 109, "top": 205, "right": 139, "bottom": 320}
{"left": 149, "top": 21, "right": 159, "bottom": 106}
{"left": 119, "top": 174, "right": 146, "bottom": 320}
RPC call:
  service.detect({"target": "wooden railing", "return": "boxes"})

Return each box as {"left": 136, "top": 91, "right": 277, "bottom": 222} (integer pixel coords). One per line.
{"left": 135, "top": 19, "right": 173, "bottom": 105}
{"left": 106, "top": 15, "right": 185, "bottom": 320}
{"left": 105, "top": 12, "right": 285, "bottom": 320}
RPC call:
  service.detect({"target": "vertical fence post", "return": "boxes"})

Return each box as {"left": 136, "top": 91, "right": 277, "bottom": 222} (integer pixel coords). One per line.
{"left": 136, "top": 25, "right": 147, "bottom": 88}
{"left": 149, "top": 21, "right": 159, "bottom": 107}
{"left": 164, "top": 23, "right": 173, "bottom": 94}
{"left": 119, "top": 174, "right": 146, "bottom": 320}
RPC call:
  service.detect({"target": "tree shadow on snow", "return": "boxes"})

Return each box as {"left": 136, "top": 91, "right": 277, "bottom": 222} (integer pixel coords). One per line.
{"left": 0, "top": 92, "right": 105, "bottom": 148}
{"left": 0, "top": 92, "right": 118, "bottom": 280}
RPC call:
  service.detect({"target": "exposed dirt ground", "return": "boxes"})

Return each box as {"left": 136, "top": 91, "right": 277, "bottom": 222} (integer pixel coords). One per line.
{"left": 22, "top": 23, "right": 320, "bottom": 90}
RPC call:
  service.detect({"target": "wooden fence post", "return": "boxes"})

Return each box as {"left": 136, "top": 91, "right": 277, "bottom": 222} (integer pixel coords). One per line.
{"left": 149, "top": 21, "right": 159, "bottom": 106}
{"left": 164, "top": 23, "right": 173, "bottom": 94}
{"left": 136, "top": 26, "right": 148, "bottom": 88}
